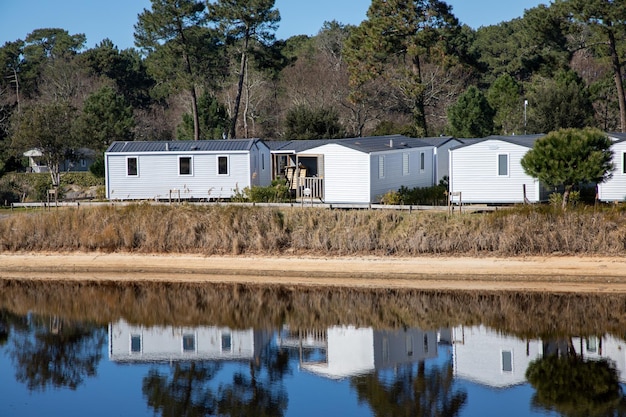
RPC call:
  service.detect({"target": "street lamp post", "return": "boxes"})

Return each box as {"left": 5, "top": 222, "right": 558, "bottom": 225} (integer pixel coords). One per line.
{"left": 524, "top": 99, "right": 528, "bottom": 135}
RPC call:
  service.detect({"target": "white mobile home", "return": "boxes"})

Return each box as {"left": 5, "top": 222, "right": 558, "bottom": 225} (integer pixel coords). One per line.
{"left": 449, "top": 135, "right": 550, "bottom": 204}
{"left": 277, "top": 325, "right": 438, "bottom": 380}
{"left": 451, "top": 325, "right": 543, "bottom": 388}
{"left": 271, "top": 135, "right": 435, "bottom": 204}
{"left": 597, "top": 133, "right": 626, "bottom": 202}
{"left": 105, "top": 139, "right": 271, "bottom": 201}
{"left": 418, "top": 136, "right": 463, "bottom": 184}
{"left": 108, "top": 320, "right": 271, "bottom": 363}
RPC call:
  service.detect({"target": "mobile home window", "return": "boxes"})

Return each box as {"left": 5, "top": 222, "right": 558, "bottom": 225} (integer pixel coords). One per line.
{"left": 378, "top": 155, "right": 385, "bottom": 178}
{"left": 179, "top": 156, "right": 192, "bottom": 175}
{"left": 127, "top": 157, "right": 138, "bottom": 176}
{"left": 402, "top": 153, "right": 410, "bottom": 176}
{"left": 502, "top": 350, "right": 513, "bottom": 372}
{"left": 222, "top": 332, "right": 232, "bottom": 352}
{"left": 420, "top": 152, "right": 425, "bottom": 172}
{"left": 183, "top": 334, "right": 195, "bottom": 352}
{"left": 623, "top": 152, "right": 626, "bottom": 174}
{"left": 498, "top": 154, "right": 509, "bottom": 176}
{"left": 218, "top": 155, "right": 229, "bottom": 175}
{"left": 130, "top": 334, "right": 141, "bottom": 353}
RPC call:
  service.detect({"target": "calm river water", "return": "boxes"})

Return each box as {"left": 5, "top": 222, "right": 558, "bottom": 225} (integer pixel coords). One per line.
{"left": 0, "top": 278, "right": 625, "bottom": 417}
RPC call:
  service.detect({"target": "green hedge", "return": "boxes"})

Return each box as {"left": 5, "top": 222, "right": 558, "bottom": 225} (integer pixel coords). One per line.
{"left": 0, "top": 172, "right": 105, "bottom": 204}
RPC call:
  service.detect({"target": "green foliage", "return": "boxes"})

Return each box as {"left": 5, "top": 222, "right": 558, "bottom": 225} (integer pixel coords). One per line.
{"left": 526, "top": 70, "right": 595, "bottom": 133}
{"left": 549, "top": 191, "right": 580, "bottom": 208}
{"left": 80, "top": 39, "right": 154, "bottom": 108}
{"left": 344, "top": 0, "right": 461, "bottom": 136}
{"left": 284, "top": 105, "right": 344, "bottom": 139}
{"left": 232, "top": 179, "right": 290, "bottom": 203}
{"left": 379, "top": 185, "right": 448, "bottom": 205}
{"left": 89, "top": 156, "right": 105, "bottom": 178}
{"left": 526, "top": 354, "right": 624, "bottom": 417}
{"left": 487, "top": 74, "right": 524, "bottom": 135}
{"left": 76, "top": 85, "right": 135, "bottom": 152}
{"left": 207, "top": 0, "right": 281, "bottom": 138}
{"left": 473, "top": 5, "right": 569, "bottom": 83}
{"left": 0, "top": 172, "right": 104, "bottom": 203}
{"left": 521, "top": 128, "right": 613, "bottom": 208}
{"left": 24, "top": 28, "right": 86, "bottom": 61}
{"left": 60, "top": 172, "right": 105, "bottom": 188}
{"left": 135, "top": 0, "right": 217, "bottom": 141}
{"left": 447, "top": 85, "right": 495, "bottom": 138}
{"left": 371, "top": 121, "right": 419, "bottom": 137}
{"left": 10, "top": 101, "right": 81, "bottom": 187}
{"left": 559, "top": 0, "right": 626, "bottom": 131}
{"left": 176, "top": 92, "right": 229, "bottom": 140}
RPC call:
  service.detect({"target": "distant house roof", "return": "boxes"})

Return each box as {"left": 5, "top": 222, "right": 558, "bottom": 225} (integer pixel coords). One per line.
{"left": 267, "top": 139, "right": 331, "bottom": 153}
{"left": 608, "top": 132, "right": 626, "bottom": 142}
{"left": 106, "top": 139, "right": 264, "bottom": 153}
{"left": 450, "top": 134, "right": 545, "bottom": 151}
{"left": 269, "top": 134, "right": 433, "bottom": 154}
{"left": 417, "top": 136, "right": 457, "bottom": 148}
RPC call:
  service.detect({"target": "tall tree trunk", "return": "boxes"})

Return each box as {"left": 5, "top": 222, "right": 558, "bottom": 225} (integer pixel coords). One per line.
{"left": 243, "top": 58, "right": 250, "bottom": 138}
{"left": 562, "top": 184, "right": 573, "bottom": 210}
{"left": 190, "top": 86, "right": 200, "bottom": 141}
{"left": 229, "top": 31, "right": 249, "bottom": 139}
{"left": 607, "top": 26, "right": 626, "bottom": 133}
{"left": 181, "top": 50, "right": 200, "bottom": 141}
{"left": 411, "top": 55, "right": 428, "bottom": 137}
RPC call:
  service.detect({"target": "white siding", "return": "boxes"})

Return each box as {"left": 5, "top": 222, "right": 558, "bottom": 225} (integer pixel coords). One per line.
{"left": 109, "top": 320, "right": 257, "bottom": 362}
{"left": 370, "top": 147, "right": 435, "bottom": 202}
{"left": 106, "top": 151, "right": 253, "bottom": 200}
{"left": 305, "top": 144, "right": 371, "bottom": 204}
{"left": 450, "top": 140, "right": 540, "bottom": 203}
{"left": 571, "top": 335, "right": 626, "bottom": 383}
{"left": 296, "top": 143, "right": 435, "bottom": 204}
{"left": 434, "top": 139, "right": 462, "bottom": 183}
{"left": 300, "top": 326, "right": 375, "bottom": 379}
{"left": 598, "top": 141, "right": 626, "bottom": 201}
{"left": 452, "top": 325, "right": 543, "bottom": 388}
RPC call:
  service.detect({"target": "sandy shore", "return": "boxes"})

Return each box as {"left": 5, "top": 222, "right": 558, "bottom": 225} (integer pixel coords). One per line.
{"left": 2, "top": 252, "right": 626, "bottom": 294}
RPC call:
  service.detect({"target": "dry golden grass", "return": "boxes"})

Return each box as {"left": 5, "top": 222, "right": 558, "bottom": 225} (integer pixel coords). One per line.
{"left": 2, "top": 203, "right": 626, "bottom": 256}
{"left": 1, "top": 279, "right": 625, "bottom": 338}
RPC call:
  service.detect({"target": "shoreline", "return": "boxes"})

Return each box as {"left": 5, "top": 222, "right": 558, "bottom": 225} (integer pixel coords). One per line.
{"left": 2, "top": 252, "right": 626, "bottom": 293}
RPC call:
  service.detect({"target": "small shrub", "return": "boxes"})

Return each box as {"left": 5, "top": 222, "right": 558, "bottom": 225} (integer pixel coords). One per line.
{"left": 549, "top": 191, "right": 581, "bottom": 208}
{"left": 380, "top": 185, "right": 448, "bottom": 205}
{"left": 234, "top": 179, "right": 290, "bottom": 203}
{"left": 379, "top": 190, "right": 402, "bottom": 205}
{"left": 89, "top": 156, "right": 105, "bottom": 178}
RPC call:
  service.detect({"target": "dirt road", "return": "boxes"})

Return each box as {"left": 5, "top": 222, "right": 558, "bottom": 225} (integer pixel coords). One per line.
{"left": 2, "top": 252, "right": 626, "bottom": 293}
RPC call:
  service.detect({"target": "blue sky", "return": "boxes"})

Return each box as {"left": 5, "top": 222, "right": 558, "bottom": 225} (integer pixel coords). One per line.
{"left": 0, "top": 0, "right": 547, "bottom": 50}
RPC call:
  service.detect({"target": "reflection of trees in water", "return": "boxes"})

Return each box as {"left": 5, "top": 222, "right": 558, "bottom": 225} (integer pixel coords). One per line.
{"left": 10, "top": 315, "right": 106, "bottom": 391}
{"left": 143, "top": 362, "right": 221, "bottom": 416}
{"left": 0, "top": 308, "right": 29, "bottom": 347}
{"left": 142, "top": 343, "right": 291, "bottom": 417}
{"left": 526, "top": 339, "right": 626, "bottom": 417}
{"left": 351, "top": 361, "right": 467, "bottom": 417}
{"left": 216, "top": 361, "right": 288, "bottom": 417}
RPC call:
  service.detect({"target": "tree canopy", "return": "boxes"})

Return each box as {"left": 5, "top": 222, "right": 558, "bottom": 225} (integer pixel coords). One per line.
{"left": 2, "top": 1, "right": 626, "bottom": 181}
{"left": 520, "top": 127, "right": 614, "bottom": 207}
{"left": 10, "top": 101, "right": 80, "bottom": 186}
{"left": 447, "top": 85, "right": 494, "bottom": 138}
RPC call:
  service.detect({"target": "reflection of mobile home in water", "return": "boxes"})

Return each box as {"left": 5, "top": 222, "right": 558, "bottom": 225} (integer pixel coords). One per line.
{"left": 451, "top": 326, "right": 626, "bottom": 387}
{"left": 571, "top": 335, "right": 626, "bottom": 383}
{"left": 277, "top": 325, "right": 438, "bottom": 379}
{"left": 108, "top": 320, "right": 271, "bottom": 362}
{"left": 451, "top": 325, "right": 543, "bottom": 388}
